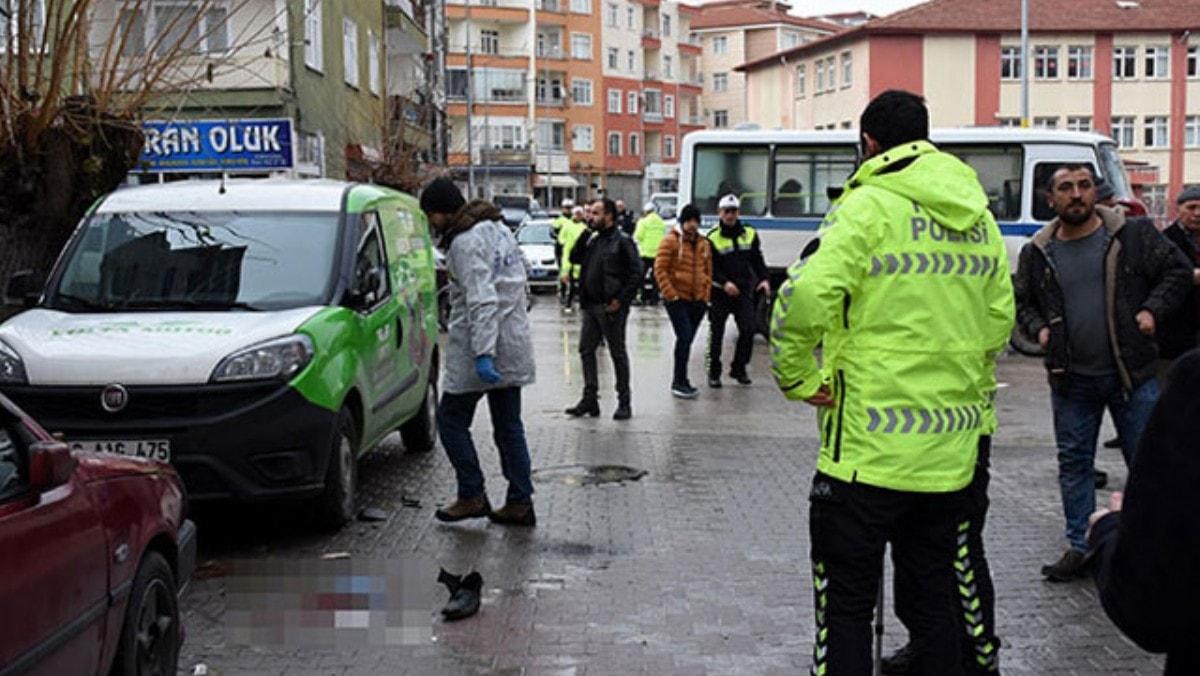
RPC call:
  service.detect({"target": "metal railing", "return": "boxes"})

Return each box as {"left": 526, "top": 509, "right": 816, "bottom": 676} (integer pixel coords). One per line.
{"left": 643, "top": 111, "right": 663, "bottom": 122}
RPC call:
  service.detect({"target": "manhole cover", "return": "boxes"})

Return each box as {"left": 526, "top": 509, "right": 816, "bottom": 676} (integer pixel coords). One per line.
{"left": 532, "top": 464, "right": 648, "bottom": 486}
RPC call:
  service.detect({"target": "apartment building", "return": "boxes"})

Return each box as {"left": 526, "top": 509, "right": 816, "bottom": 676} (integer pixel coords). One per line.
{"left": 105, "top": 0, "right": 387, "bottom": 180}
{"left": 689, "top": 0, "right": 836, "bottom": 130}
{"left": 600, "top": 0, "right": 703, "bottom": 201}
{"left": 387, "top": 0, "right": 441, "bottom": 163}
{"left": 736, "top": 0, "right": 1200, "bottom": 219}
{"left": 444, "top": 0, "right": 605, "bottom": 206}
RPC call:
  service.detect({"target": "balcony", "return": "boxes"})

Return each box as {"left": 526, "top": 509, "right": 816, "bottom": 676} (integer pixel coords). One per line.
{"left": 682, "top": 114, "right": 704, "bottom": 126}
{"left": 642, "top": 28, "right": 661, "bottom": 49}
{"left": 446, "top": 2, "right": 528, "bottom": 23}
{"left": 480, "top": 147, "right": 533, "bottom": 165}
{"left": 678, "top": 37, "right": 701, "bottom": 55}
{"left": 536, "top": 95, "right": 566, "bottom": 107}
{"left": 643, "top": 111, "right": 663, "bottom": 124}
{"left": 644, "top": 70, "right": 661, "bottom": 82}
{"left": 536, "top": 45, "right": 566, "bottom": 60}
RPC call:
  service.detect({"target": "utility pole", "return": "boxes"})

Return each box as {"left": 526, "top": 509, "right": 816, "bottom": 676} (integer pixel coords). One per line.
{"left": 465, "top": 0, "right": 475, "bottom": 197}
{"left": 1020, "top": 0, "right": 1029, "bottom": 127}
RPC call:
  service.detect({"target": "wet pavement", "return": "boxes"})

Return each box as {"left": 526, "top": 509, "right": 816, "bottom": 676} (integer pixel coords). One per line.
{"left": 180, "top": 298, "right": 1164, "bottom": 675}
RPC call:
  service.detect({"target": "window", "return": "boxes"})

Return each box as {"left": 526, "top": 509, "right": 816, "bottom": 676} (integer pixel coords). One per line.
{"left": 1190, "top": 45, "right": 1198, "bottom": 77}
{"left": 643, "top": 90, "right": 661, "bottom": 118}
{"left": 447, "top": 67, "right": 527, "bottom": 102}
{"left": 796, "top": 65, "right": 806, "bottom": 97}
{"left": 629, "top": 133, "right": 640, "bottom": 156}
{"left": 826, "top": 57, "right": 837, "bottom": 91}
{"left": 1112, "top": 116, "right": 1136, "bottom": 148}
{"left": 0, "top": 0, "right": 46, "bottom": 52}
{"left": 479, "top": 121, "right": 527, "bottom": 150}
{"left": 1143, "top": 116, "right": 1168, "bottom": 148}
{"left": 712, "top": 35, "right": 727, "bottom": 55}
{"left": 607, "top": 47, "right": 618, "bottom": 68}
{"left": 571, "top": 33, "right": 592, "bottom": 59}
{"left": 1185, "top": 116, "right": 1200, "bottom": 147}
{"left": 841, "top": 51, "right": 853, "bottom": 87}
{"left": 770, "top": 146, "right": 857, "bottom": 217}
{"left": 1067, "top": 46, "right": 1093, "bottom": 79}
{"left": 572, "top": 125, "right": 594, "bottom": 152}
{"left": 713, "top": 110, "right": 729, "bottom": 128}
{"left": 480, "top": 29, "right": 499, "bottom": 55}
{"left": 1144, "top": 45, "right": 1169, "bottom": 79}
{"left": 571, "top": 0, "right": 590, "bottom": 13}
{"left": 934, "top": 145, "right": 1024, "bottom": 221}
{"left": 997, "top": 117, "right": 1020, "bottom": 128}
{"left": 665, "top": 135, "right": 675, "bottom": 158}
{"left": 692, "top": 145, "right": 768, "bottom": 214}
{"left": 815, "top": 59, "right": 826, "bottom": 92}
{"left": 368, "top": 32, "right": 380, "bottom": 95}
{"left": 664, "top": 95, "right": 674, "bottom": 118}
{"left": 1000, "top": 46, "right": 1021, "bottom": 80}
{"left": 0, "top": 425, "right": 27, "bottom": 502}
{"left": 627, "top": 6, "right": 635, "bottom": 29}
{"left": 607, "top": 132, "right": 621, "bottom": 156}
{"left": 1141, "top": 184, "right": 1169, "bottom": 223}
{"left": 537, "top": 30, "right": 562, "bottom": 57}
{"left": 1114, "top": 46, "right": 1136, "bottom": 79}
{"left": 662, "top": 14, "right": 671, "bottom": 37}
{"left": 627, "top": 50, "right": 635, "bottom": 71}
{"left": 536, "top": 76, "right": 564, "bottom": 104}
{"left": 608, "top": 88, "right": 622, "bottom": 113}
{"left": 355, "top": 215, "right": 392, "bottom": 308}
{"left": 664, "top": 55, "right": 673, "bottom": 79}
{"left": 571, "top": 78, "right": 593, "bottom": 105}
{"left": 606, "top": 2, "right": 618, "bottom": 27}
{"left": 628, "top": 91, "right": 638, "bottom": 114}
{"left": 537, "top": 120, "right": 566, "bottom": 151}
{"left": 1034, "top": 45, "right": 1059, "bottom": 79}
{"left": 343, "top": 19, "right": 359, "bottom": 87}
{"left": 1033, "top": 116, "right": 1058, "bottom": 129}
{"left": 1067, "top": 116, "right": 1092, "bottom": 132}
{"left": 132, "top": 1, "right": 228, "bottom": 57}
{"left": 712, "top": 72, "right": 728, "bottom": 92}
{"left": 783, "top": 31, "right": 803, "bottom": 49}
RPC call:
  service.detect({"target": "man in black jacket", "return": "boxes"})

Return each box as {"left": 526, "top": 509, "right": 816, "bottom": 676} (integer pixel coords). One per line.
{"left": 706, "top": 194, "right": 770, "bottom": 387}
{"left": 615, "top": 199, "right": 637, "bottom": 236}
{"left": 1157, "top": 186, "right": 1200, "bottom": 365}
{"left": 565, "top": 198, "right": 643, "bottom": 420}
{"left": 1087, "top": 349, "right": 1200, "bottom": 675}
{"left": 1014, "top": 164, "right": 1191, "bottom": 581}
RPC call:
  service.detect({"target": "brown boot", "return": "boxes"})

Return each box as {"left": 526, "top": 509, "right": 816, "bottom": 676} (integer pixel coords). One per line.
{"left": 488, "top": 502, "right": 536, "bottom": 527}
{"left": 435, "top": 495, "right": 492, "bottom": 522}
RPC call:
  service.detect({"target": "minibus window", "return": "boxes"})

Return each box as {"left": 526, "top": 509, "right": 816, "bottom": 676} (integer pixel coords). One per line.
{"left": 693, "top": 145, "right": 769, "bottom": 216}
{"left": 771, "top": 147, "right": 856, "bottom": 217}
{"left": 1097, "top": 143, "right": 1132, "bottom": 199}
{"left": 941, "top": 145, "right": 1024, "bottom": 221}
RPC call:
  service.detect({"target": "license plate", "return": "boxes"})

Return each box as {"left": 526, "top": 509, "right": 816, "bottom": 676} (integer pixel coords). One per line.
{"left": 70, "top": 439, "right": 171, "bottom": 462}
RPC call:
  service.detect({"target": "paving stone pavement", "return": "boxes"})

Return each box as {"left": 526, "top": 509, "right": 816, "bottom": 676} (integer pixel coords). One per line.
{"left": 180, "top": 301, "right": 1165, "bottom": 675}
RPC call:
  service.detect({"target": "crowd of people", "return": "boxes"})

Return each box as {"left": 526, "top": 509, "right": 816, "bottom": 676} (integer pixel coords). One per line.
{"left": 415, "top": 87, "right": 1200, "bottom": 674}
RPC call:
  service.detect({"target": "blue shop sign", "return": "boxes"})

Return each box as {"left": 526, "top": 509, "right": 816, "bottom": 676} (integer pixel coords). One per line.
{"left": 137, "top": 118, "right": 295, "bottom": 173}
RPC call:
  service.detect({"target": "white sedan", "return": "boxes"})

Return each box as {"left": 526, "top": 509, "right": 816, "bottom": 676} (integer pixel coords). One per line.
{"left": 516, "top": 220, "right": 559, "bottom": 290}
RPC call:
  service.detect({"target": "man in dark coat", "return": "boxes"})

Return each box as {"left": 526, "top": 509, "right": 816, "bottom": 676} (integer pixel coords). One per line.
{"left": 1157, "top": 186, "right": 1200, "bottom": 365}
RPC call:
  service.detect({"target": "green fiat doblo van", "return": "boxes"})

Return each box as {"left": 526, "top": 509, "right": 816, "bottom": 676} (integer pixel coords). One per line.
{"left": 0, "top": 179, "right": 440, "bottom": 526}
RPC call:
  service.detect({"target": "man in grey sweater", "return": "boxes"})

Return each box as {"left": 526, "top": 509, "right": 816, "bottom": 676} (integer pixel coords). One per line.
{"left": 420, "top": 178, "right": 538, "bottom": 527}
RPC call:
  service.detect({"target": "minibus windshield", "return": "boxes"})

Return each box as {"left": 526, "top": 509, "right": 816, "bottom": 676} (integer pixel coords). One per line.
{"left": 47, "top": 211, "right": 341, "bottom": 312}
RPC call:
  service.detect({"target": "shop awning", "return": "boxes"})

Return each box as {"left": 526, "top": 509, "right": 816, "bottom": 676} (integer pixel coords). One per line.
{"left": 533, "top": 175, "right": 580, "bottom": 189}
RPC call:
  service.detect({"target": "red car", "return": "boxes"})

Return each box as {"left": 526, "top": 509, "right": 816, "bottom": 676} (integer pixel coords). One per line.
{"left": 0, "top": 393, "right": 195, "bottom": 675}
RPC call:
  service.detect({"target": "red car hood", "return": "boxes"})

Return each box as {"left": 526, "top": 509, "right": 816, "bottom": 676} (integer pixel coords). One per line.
{"left": 73, "top": 453, "right": 176, "bottom": 483}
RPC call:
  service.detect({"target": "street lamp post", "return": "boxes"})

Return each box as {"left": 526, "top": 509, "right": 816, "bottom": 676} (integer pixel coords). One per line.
{"left": 1020, "top": 0, "right": 1030, "bottom": 127}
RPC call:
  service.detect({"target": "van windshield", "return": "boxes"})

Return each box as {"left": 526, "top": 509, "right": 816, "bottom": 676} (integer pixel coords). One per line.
{"left": 48, "top": 211, "right": 341, "bottom": 313}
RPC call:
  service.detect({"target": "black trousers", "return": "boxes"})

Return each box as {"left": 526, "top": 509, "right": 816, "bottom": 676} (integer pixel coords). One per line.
{"left": 707, "top": 290, "right": 756, "bottom": 378}
{"left": 809, "top": 473, "right": 967, "bottom": 675}
{"left": 579, "top": 304, "right": 631, "bottom": 405}
{"left": 894, "top": 437, "right": 999, "bottom": 673}
{"left": 640, "top": 257, "right": 659, "bottom": 303}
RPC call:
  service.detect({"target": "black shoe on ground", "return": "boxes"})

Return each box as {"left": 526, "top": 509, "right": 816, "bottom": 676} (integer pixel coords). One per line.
{"left": 613, "top": 404, "right": 632, "bottom": 420}
{"left": 565, "top": 399, "right": 600, "bottom": 417}
{"left": 881, "top": 642, "right": 916, "bottom": 675}
{"left": 708, "top": 376, "right": 722, "bottom": 388}
{"left": 439, "top": 569, "right": 483, "bottom": 621}
{"left": 732, "top": 373, "right": 752, "bottom": 386}
{"left": 435, "top": 495, "right": 492, "bottom": 523}
{"left": 1041, "top": 548, "right": 1087, "bottom": 582}
{"left": 1094, "top": 469, "right": 1109, "bottom": 489}
{"left": 1103, "top": 436, "right": 1123, "bottom": 449}
{"left": 671, "top": 384, "right": 699, "bottom": 399}
{"left": 488, "top": 502, "right": 536, "bottom": 527}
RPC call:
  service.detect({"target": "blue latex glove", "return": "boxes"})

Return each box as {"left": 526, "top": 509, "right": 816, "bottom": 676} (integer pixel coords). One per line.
{"left": 475, "top": 355, "right": 502, "bottom": 384}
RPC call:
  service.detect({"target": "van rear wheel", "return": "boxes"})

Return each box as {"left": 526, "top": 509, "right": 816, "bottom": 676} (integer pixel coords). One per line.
{"left": 400, "top": 380, "right": 438, "bottom": 453}
{"left": 314, "top": 407, "right": 357, "bottom": 528}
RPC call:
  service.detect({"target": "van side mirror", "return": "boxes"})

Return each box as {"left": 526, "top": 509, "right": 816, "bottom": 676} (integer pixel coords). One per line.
{"left": 28, "top": 441, "right": 75, "bottom": 491}
{"left": 5, "top": 271, "right": 41, "bottom": 308}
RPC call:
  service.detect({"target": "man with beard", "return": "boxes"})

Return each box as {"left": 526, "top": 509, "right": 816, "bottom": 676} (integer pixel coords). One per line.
{"left": 1156, "top": 186, "right": 1200, "bottom": 368}
{"left": 565, "top": 198, "right": 643, "bottom": 420}
{"left": 1014, "top": 165, "right": 1190, "bottom": 581}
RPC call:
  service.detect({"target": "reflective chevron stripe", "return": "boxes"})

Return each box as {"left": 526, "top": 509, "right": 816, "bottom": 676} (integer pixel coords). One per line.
{"left": 811, "top": 560, "right": 830, "bottom": 676}
{"left": 870, "top": 252, "right": 1002, "bottom": 278}
{"left": 866, "top": 405, "right": 986, "bottom": 434}
{"left": 955, "top": 520, "right": 999, "bottom": 672}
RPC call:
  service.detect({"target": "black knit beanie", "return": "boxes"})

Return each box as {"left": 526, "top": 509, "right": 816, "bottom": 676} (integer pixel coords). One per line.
{"left": 420, "top": 177, "right": 466, "bottom": 215}
{"left": 679, "top": 204, "right": 701, "bottom": 225}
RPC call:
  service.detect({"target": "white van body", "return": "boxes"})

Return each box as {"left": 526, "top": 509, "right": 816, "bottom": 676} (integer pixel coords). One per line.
{"left": 678, "top": 128, "right": 1136, "bottom": 274}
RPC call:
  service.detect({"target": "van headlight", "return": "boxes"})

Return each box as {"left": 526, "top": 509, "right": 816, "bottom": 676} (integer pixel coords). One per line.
{"left": 0, "top": 339, "right": 27, "bottom": 384}
{"left": 211, "top": 335, "right": 314, "bottom": 383}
